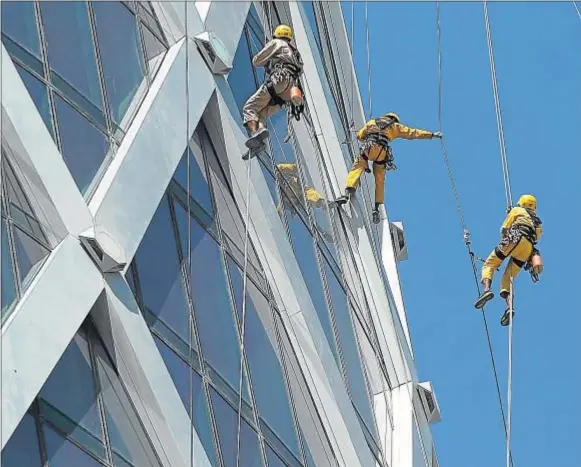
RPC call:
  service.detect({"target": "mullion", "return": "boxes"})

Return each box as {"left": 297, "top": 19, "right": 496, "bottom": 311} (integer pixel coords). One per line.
{"left": 33, "top": 0, "right": 63, "bottom": 156}
{"left": 86, "top": 1, "right": 114, "bottom": 137}
{"left": 86, "top": 326, "right": 115, "bottom": 466}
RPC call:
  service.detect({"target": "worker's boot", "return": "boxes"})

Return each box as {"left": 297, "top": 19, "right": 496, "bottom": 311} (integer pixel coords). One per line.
{"left": 500, "top": 306, "right": 515, "bottom": 327}
{"left": 245, "top": 121, "right": 269, "bottom": 150}
{"left": 334, "top": 187, "right": 355, "bottom": 207}
{"left": 372, "top": 203, "right": 381, "bottom": 224}
{"left": 474, "top": 279, "right": 494, "bottom": 309}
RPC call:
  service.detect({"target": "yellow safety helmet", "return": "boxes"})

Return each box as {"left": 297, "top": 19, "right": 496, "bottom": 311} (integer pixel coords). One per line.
{"left": 517, "top": 194, "right": 537, "bottom": 211}
{"left": 383, "top": 112, "right": 400, "bottom": 123}
{"left": 274, "top": 25, "right": 293, "bottom": 40}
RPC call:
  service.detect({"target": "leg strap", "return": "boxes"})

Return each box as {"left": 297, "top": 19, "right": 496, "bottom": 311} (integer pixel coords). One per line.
{"left": 494, "top": 246, "right": 507, "bottom": 260}
{"left": 512, "top": 258, "right": 526, "bottom": 268}
{"left": 266, "top": 81, "right": 286, "bottom": 107}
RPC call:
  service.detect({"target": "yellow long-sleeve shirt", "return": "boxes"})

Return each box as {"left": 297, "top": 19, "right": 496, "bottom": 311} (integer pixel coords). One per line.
{"left": 501, "top": 207, "right": 543, "bottom": 242}
{"left": 356, "top": 119, "right": 434, "bottom": 142}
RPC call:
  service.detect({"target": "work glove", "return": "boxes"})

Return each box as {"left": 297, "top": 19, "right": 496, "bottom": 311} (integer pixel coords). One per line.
{"left": 432, "top": 131, "right": 443, "bottom": 139}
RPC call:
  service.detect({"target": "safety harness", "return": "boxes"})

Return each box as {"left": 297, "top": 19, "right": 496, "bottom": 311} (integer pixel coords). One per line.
{"left": 359, "top": 117, "right": 397, "bottom": 172}
{"left": 499, "top": 208, "right": 542, "bottom": 282}
{"left": 264, "top": 42, "right": 305, "bottom": 122}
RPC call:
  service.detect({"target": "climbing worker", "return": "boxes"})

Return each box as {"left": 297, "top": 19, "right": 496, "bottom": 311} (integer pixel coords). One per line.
{"left": 474, "top": 194, "right": 544, "bottom": 326}
{"left": 333, "top": 112, "right": 441, "bottom": 223}
{"left": 243, "top": 24, "right": 304, "bottom": 150}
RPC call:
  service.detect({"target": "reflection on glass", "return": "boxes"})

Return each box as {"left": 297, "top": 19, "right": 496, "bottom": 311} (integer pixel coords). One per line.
{"left": 43, "top": 425, "right": 102, "bottom": 467}
{"left": 54, "top": 96, "right": 110, "bottom": 194}
{"left": 39, "top": 333, "right": 103, "bottom": 442}
{"left": 172, "top": 147, "right": 214, "bottom": 216}
{"left": 92, "top": 2, "right": 146, "bottom": 124}
{"left": 210, "top": 389, "right": 263, "bottom": 467}
{"left": 1, "top": 218, "right": 17, "bottom": 316}
{"left": 0, "top": 413, "right": 41, "bottom": 467}
{"left": 153, "top": 337, "right": 219, "bottom": 466}
{"left": 323, "top": 261, "right": 376, "bottom": 437}
{"left": 287, "top": 215, "right": 338, "bottom": 362}
{"left": 229, "top": 28, "right": 258, "bottom": 113}
{"left": 141, "top": 24, "right": 166, "bottom": 78}
{"left": 265, "top": 446, "right": 286, "bottom": 467}
{"left": 12, "top": 226, "right": 50, "bottom": 288}
{"left": 14, "top": 64, "right": 54, "bottom": 139}
{"left": 227, "top": 258, "right": 300, "bottom": 457}
{"left": 95, "top": 341, "right": 161, "bottom": 467}
{"left": 176, "top": 206, "right": 244, "bottom": 394}
{"left": 40, "top": 1, "right": 102, "bottom": 108}
{"left": 135, "top": 196, "right": 190, "bottom": 342}
{"left": 1, "top": 1, "right": 41, "bottom": 59}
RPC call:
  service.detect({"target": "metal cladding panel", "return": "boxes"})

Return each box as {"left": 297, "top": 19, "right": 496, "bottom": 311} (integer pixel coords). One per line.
{"left": 1, "top": 237, "right": 104, "bottom": 448}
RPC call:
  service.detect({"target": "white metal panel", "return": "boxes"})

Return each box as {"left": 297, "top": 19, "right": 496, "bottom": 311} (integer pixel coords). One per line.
{"left": 1, "top": 237, "right": 104, "bottom": 448}
{"left": 89, "top": 38, "right": 215, "bottom": 265}
{"left": 1, "top": 44, "right": 93, "bottom": 240}
{"left": 203, "top": 1, "right": 251, "bottom": 63}
{"left": 153, "top": 1, "right": 205, "bottom": 45}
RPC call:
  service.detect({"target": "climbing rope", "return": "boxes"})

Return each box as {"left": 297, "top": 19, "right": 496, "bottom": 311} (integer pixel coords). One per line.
{"left": 364, "top": 1, "right": 372, "bottom": 120}
{"left": 436, "top": 3, "right": 515, "bottom": 466}
{"left": 184, "top": 4, "right": 195, "bottom": 467}
{"left": 574, "top": 1, "right": 581, "bottom": 23}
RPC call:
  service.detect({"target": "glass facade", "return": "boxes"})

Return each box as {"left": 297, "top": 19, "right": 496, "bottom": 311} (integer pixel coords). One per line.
{"left": 2, "top": 2, "right": 436, "bottom": 466}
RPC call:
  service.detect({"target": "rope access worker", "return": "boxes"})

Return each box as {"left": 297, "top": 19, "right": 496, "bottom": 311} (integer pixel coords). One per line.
{"left": 334, "top": 113, "right": 441, "bottom": 223}
{"left": 474, "top": 194, "right": 544, "bottom": 326}
{"left": 243, "top": 25, "right": 304, "bottom": 150}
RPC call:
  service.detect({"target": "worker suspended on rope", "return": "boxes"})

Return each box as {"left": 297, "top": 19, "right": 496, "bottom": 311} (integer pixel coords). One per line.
{"left": 243, "top": 25, "right": 305, "bottom": 151}
{"left": 474, "top": 194, "right": 544, "bottom": 326}
{"left": 334, "top": 112, "right": 441, "bottom": 223}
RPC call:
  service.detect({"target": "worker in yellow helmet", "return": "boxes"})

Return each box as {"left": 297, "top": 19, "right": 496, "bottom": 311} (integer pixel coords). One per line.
{"left": 243, "top": 25, "right": 304, "bottom": 151}
{"left": 474, "top": 194, "right": 544, "bottom": 326}
{"left": 334, "top": 113, "right": 441, "bottom": 223}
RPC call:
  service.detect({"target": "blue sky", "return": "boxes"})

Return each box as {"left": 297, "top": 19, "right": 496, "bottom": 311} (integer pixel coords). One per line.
{"left": 343, "top": 2, "right": 581, "bottom": 466}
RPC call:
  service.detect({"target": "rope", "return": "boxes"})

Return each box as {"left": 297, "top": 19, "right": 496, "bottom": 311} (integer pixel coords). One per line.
{"left": 507, "top": 276, "right": 514, "bottom": 467}
{"left": 364, "top": 1, "right": 372, "bottom": 119}
{"left": 574, "top": 1, "right": 581, "bottom": 23}
{"left": 436, "top": 4, "right": 515, "bottom": 466}
{"left": 483, "top": 1, "right": 513, "bottom": 209}
{"left": 184, "top": 4, "right": 195, "bottom": 467}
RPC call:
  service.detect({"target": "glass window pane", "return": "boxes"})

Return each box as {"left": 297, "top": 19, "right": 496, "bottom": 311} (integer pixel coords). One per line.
{"left": 323, "top": 261, "right": 377, "bottom": 437}
{"left": 175, "top": 205, "right": 244, "bottom": 393}
{"left": 141, "top": 24, "right": 166, "bottom": 78}
{"left": 94, "top": 338, "right": 161, "bottom": 467}
{"left": 287, "top": 215, "right": 338, "bottom": 362}
{"left": 210, "top": 390, "right": 263, "bottom": 467}
{"left": 229, "top": 29, "right": 258, "bottom": 113}
{"left": 39, "top": 332, "right": 103, "bottom": 442}
{"left": 12, "top": 226, "right": 50, "bottom": 288}
{"left": 135, "top": 196, "right": 190, "bottom": 345}
{"left": 1, "top": 1, "right": 41, "bottom": 59}
{"left": 172, "top": 146, "right": 214, "bottom": 216}
{"left": 1, "top": 413, "right": 41, "bottom": 467}
{"left": 265, "top": 446, "right": 286, "bottom": 467}
{"left": 2, "top": 158, "right": 35, "bottom": 218}
{"left": 1, "top": 218, "right": 17, "bottom": 317}
{"left": 153, "top": 337, "right": 219, "bottom": 466}
{"left": 40, "top": 1, "right": 103, "bottom": 109}
{"left": 54, "top": 95, "right": 110, "bottom": 194}
{"left": 92, "top": 2, "right": 147, "bottom": 125}
{"left": 43, "top": 425, "right": 103, "bottom": 467}
{"left": 14, "top": 64, "right": 54, "bottom": 139}
{"left": 227, "top": 258, "right": 300, "bottom": 458}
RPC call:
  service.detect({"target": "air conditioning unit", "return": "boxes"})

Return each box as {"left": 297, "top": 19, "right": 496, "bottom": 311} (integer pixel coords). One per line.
{"left": 389, "top": 221, "right": 408, "bottom": 262}
{"left": 194, "top": 31, "right": 233, "bottom": 75}
{"left": 417, "top": 381, "right": 442, "bottom": 425}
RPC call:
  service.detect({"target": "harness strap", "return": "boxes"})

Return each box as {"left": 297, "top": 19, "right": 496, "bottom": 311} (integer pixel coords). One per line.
{"left": 266, "top": 81, "right": 286, "bottom": 107}
{"left": 512, "top": 258, "right": 526, "bottom": 268}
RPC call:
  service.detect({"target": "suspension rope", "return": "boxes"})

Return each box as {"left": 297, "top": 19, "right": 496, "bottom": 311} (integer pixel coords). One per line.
{"left": 185, "top": 3, "right": 194, "bottom": 467}
{"left": 483, "top": 1, "right": 513, "bottom": 209}
{"left": 436, "top": 4, "right": 515, "bottom": 467}
{"left": 574, "top": 1, "right": 581, "bottom": 23}
{"left": 364, "top": 1, "right": 372, "bottom": 119}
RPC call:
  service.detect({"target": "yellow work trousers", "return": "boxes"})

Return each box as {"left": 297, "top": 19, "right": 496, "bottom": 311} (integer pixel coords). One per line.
{"left": 481, "top": 237, "right": 533, "bottom": 297}
{"left": 344, "top": 145, "right": 387, "bottom": 204}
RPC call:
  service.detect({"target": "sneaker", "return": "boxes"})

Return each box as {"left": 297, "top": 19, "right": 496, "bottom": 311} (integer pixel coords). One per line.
{"left": 245, "top": 128, "right": 269, "bottom": 149}
{"left": 500, "top": 307, "right": 515, "bottom": 327}
{"left": 372, "top": 209, "right": 380, "bottom": 224}
{"left": 474, "top": 290, "right": 494, "bottom": 309}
